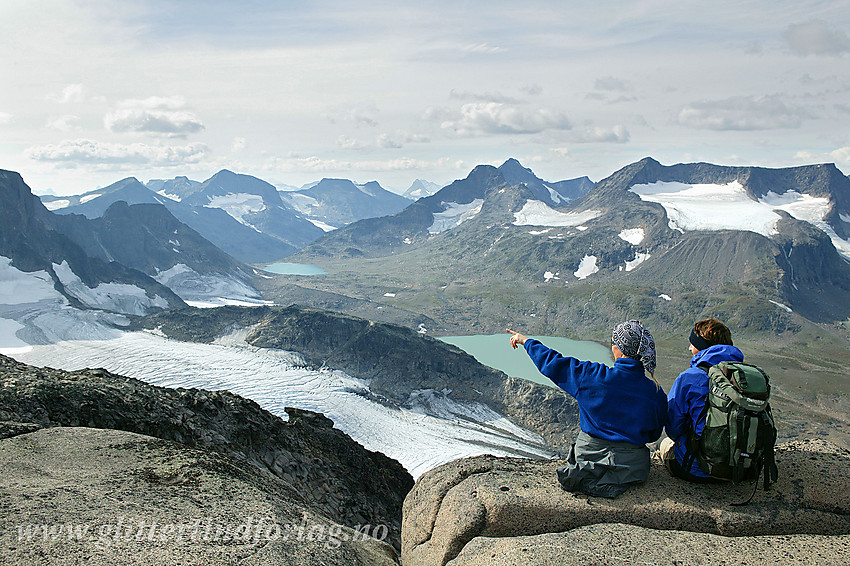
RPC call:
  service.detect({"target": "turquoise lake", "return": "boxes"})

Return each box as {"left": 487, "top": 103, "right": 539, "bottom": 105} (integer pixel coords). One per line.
{"left": 438, "top": 334, "right": 613, "bottom": 388}
{"left": 264, "top": 262, "right": 328, "bottom": 275}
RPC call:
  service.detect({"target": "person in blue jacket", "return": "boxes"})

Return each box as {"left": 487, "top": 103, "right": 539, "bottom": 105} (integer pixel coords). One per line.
{"left": 508, "top": 320, "right": 667, "bottom": 498}
{"left": 659, "top": 318, "right": 743, "bottom": 482}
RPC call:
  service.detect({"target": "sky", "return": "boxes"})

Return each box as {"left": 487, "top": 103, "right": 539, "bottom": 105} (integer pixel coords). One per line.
{"left": 1, "top": 0, "right": 849, "bottom": 196}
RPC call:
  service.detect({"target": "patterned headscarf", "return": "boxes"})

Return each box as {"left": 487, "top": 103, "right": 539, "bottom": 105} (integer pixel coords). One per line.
{"left": 612, "top": 320, "right": 656, "bottom": 375}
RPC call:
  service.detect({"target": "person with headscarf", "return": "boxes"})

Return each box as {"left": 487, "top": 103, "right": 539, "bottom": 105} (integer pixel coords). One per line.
{"left": 658, "top": 318, "right": 743, "bottom": 482}
{"left": 507, "top": 321, "right": 667, "bottom": 498}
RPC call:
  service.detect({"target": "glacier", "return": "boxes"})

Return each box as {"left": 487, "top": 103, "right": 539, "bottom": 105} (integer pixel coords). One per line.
{"left": 12, "top": 329, "right": 553, "bottom": 478}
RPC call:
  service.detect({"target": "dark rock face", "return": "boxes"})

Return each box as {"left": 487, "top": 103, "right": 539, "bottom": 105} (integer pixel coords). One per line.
{"left": 0, "top": 353, "right": 413, "bottom": 549}
{"left": 0, "top": 169, "right": 184, "bottom": 313}
{"left": 46, "top": 200, "right": 251, "bottom": 279}
{"left": 135, "top": 305, "right": 579, "bottom": 454}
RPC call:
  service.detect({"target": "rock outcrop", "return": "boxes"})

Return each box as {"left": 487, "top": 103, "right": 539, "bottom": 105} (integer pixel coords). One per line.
{"left": 0, "top": 427, "right": 398, "bottom": 565}
{"left": 0, "top": 353, "right": 413, "bottom": 550}
{"left": 401, "top": 440, "right": 850, "bottom": 565}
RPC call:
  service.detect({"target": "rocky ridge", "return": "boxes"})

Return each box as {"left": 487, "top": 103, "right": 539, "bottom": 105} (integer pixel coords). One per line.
{"left": 1, "top": 427, "right": 399, "bottom": 566}
{"left": 402, "top": 440, "right": 850, "bottom": 565}
{"left": 0, "top": 353, "right": 413, "bottom": 549}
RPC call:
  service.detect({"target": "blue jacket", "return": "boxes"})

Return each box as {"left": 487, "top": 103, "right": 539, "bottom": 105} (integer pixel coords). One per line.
{"left": 666, "top": 344, "right": 744, "bottom": 477}
{"left": 524, "top": 339, "right": 667, "bottom": 446}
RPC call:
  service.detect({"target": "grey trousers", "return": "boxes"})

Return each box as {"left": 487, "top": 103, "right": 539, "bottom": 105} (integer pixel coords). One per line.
{"left": 557, "top": 431, "right": 651, "bottom": 498}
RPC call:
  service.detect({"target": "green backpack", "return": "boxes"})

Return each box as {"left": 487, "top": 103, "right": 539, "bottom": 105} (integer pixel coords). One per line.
{"left": 686, "top": 361, "right": 779, "bottom": 502}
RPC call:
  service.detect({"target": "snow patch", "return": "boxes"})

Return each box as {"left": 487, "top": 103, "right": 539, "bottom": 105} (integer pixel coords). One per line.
{"left": 306, "top": 218, "right": 337, "bottom": 232}
{"left": 573, "top": 255, "right": 599, "bottom": 280}
{"left": 205, "top": 193, "right": 266, "bottom": 231}
{"left": 841, "top": 213, "right": 850, "bottom": 224}
{"left": 383, "top": 292, "right": 396, "bottom": 297}
{"left": 185, "top": 298, "right": 271, "bottom": 308}
{"left": 428, "top": 200, "right": 484, "bottom": 234}
{"left": 815, "top": 223, "right": 850, "bottom": 260}
{"left": 514, "top": 200, "right": 601, "bottom": 227}
{"left": 155, "top": 190, "right": 180, "bottom": 201}
{"left": 769, "top": 299, "right": 793, "bottom": 313}
{"left": 528, "top": 228, "right": 551, "bottom": 236}
{"left": 288, "top": 193, "right": 319, "bottom": 213}
{"left": 42, "top": 199, "right": 70, "bottom": 211}
{"left": 0, "top": 257, "right": 62, "bottom": 304}
{"left": 544, "top": 270, "right": 560, "bottom": 282}
{"left": 618, "top": 228, "right": 645, "bottom": 245}
{"left": 659, "top": 294, "right": 672, "bottom": 301}
{"left": 625, "top": 252, "right": 651, "bottom": 272}
{"left": 545, "top": 186, "right": 563, "bottom": 204}
{"left": 80, "top": 193, "right": 101, "bottom": 204}
{"left": 53, "top": 260, "right": 169, "bottom": 315}
{"left": 629, "top": 182, "right": 836, "bottom": 245}
{"left": 0, "top": 318, "right": 32, "bottom": 355}
{"left": 356, "top": 184, "right": 376, "bottom": 197}
{"left": 154, "top": 264, "right": 260, "bottom": 304}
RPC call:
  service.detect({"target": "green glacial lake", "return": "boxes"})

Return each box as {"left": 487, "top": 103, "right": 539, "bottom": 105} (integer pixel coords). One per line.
{"left": 263, "top": 262, "right": 327, "bottom": 275}
{"left": 438, "top": 334, "right": 613, "bottom": 388}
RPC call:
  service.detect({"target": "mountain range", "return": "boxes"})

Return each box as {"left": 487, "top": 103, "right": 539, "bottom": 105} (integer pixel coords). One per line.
{"left": 42, "top": 171, "right": 322, "bottom": 264}
{"left": 41, "top": 170, "right": 421, "bottom": 264}
{"left": 279, "top": 177, "right": 411, "bottom": 230}
{"left": 282, "top": 157, "right": 850, "bottom": 334}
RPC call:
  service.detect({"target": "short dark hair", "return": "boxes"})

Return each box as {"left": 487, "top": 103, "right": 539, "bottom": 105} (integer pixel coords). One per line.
{"left": 693, "top": 318, "right": 733, "bottom": 346}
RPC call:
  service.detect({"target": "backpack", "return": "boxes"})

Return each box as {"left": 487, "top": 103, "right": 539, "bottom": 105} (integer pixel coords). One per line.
{"left": 685, "top": 361, "right": 779, "bottom": 503}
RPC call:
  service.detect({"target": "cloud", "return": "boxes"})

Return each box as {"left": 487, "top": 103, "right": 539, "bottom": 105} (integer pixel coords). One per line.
{"left": 0, "top": 112, "right": 12, "bottom": 125}
{"left": 376, "top": 134, "right": 402, "bottom": 149}
{"left": 46, "top": 115, "right": 81, "bottom": 132}
{"left": 783, "top": 20, "right": 850, "bottom": 56}
{"left": 337, "top": 135, "right": 369, "bottom": 150}
{"left": 46, "top": 84, "right": 87, "bottom": 104}
{"left": 829, "top": 147, "right": 850, "bottom": 164}
{"left": 677, "top": 95, "right": 808, "bottom": 130}
{"left": 594, "top": 77, "right": 630, "bottom": 92}
{"left": 267, "top": 154, "right": 460, "bottom": 174}
{"left": 449, "top": 90, "right": 522, "bottom": 104}
{"left": 377, "top": 131, "right": 430, "bottom": 149}
{"left": 570, "top": 125, "right": 630, "bottom": 144}
{"left": 461, "top": 43, "right": 503, "bottom": 54}
{"left": 231, "top": 137, "right": 247, "bottom": 152}
{"left": 26, "top": 139, "right": 210, "bottom": 167}
{"left": 104, "top": 96, "right": 205, "bottom": 136}
{"left": 326, "top": 103, "right": 380, "bottom": 127}
{"left": 440, "top": 102, "right": 571, "bottom": 136}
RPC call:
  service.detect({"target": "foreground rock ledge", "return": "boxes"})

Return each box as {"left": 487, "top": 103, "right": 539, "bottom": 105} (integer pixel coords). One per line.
{"left": 0, "top": 427, "right": 397, "bottom": 566}
{"left": 401, "top": 439, "right": 850, "bottom": 566}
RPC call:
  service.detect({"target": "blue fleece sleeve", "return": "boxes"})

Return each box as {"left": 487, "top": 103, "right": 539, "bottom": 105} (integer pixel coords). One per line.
{"left": 665, "top": 371, "right": 694, "bottom": 441}
{"left": 524, "top": 338, "right": 595, "bottom": 397}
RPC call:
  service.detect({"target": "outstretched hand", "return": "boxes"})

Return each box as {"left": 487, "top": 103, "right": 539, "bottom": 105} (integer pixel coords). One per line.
{"left": 506, "top": 328, "right": 527, "bottom": 349}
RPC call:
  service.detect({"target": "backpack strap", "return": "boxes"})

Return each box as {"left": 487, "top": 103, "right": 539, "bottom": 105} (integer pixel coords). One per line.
{"left": 731, "top": 460, "right": 762, "bottom": 506}
{"left": 681, "top": 362, "right": 713, "bottom": 475}
{"left": 762, "top": 407, "right": 779, "bottom": 489}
